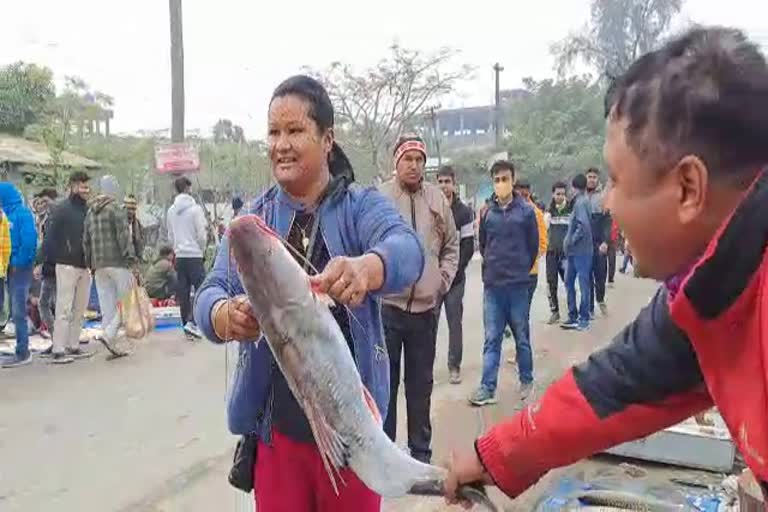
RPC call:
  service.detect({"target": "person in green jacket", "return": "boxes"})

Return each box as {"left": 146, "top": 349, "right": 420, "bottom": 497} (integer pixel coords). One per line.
{"left": 145, "top": 246, "right": 177, "bottom": 301}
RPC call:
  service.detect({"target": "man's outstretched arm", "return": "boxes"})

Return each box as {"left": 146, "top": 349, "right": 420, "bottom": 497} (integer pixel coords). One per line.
{"left": 446, "top": 287, "right": 713, "bottom": 499}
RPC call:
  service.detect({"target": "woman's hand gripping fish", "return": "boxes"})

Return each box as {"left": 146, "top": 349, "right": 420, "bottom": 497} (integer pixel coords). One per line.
{"left": 228, "top": 214, "right": 497, "bottom": 511}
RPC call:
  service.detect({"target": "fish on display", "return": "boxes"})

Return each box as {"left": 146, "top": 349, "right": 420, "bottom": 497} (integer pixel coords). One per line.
{"left": 228, "top": 214, "right": 497, "bottom": 511}
{"left": 572, "top": 490, "right": 688, "bottom": 511}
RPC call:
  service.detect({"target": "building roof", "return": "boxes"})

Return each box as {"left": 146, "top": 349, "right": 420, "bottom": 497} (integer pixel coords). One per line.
{"left": 0, "top": 135, "right": 101, "bottom": 169}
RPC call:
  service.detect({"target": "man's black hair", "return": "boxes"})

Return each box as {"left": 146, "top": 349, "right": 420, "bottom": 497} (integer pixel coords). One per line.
{"left": 232, "top": 197, "right": 244, "bottom": 211}
{"left": 174, "top": 176, "right": 192, "bottom": 194}
{"left": 271, "top": 75, "right": 354, "bottom": 182}
{"left": 515, "top": 179, "right": 531, "bottom": 190}
{"left": 572, "top": 174, "right": 588, "bottom": 191}
{"left": 490, "top": 160, "right": 515, "bottom": 177}
{"left": 34, "top": 188, "right": 58, "bottom": 200}
{"left": 606, "top": 26, "right": 768, "bottom": 183}
{"left": 585, "top": 167, "right": 600, "bottom": 176}
{"left": 158, "top": 245, "right": 174, "bottom": 259}
{"left": 437, "top": 165, "right": 456, "bottom": 180}
{"left": 69, "top": 171, "right": 90, "bottom": 184}
{"left": 552, "top": 180, "right": 568, "bottom": 192}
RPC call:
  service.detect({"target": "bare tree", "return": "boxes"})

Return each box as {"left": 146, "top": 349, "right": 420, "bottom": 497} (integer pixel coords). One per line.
{"left": 310, "top": 44, "right": 471, "bottom": 177}
{"left": 169, "top": 0, "right": 185, "bottom": 142}
{"left": 552, "top": 0, "right": 683, "bottom": 80}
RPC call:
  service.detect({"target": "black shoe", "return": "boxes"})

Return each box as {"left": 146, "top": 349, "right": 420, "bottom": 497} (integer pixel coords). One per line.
{"left": 66, "top": 347, "right": 95, "bottom": 360}
{"left": 49, "top": 353, "right": 74, "bottom": 365}
{"left": 561, "top": 320, "right": 579, "bottom": 330}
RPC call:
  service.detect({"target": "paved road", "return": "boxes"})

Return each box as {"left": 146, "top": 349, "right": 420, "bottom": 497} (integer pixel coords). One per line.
{"left": 0, "top": 258, "right": 659, "bottom": 511}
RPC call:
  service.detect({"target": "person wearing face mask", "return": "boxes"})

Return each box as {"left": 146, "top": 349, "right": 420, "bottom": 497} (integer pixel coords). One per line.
{"left": 379, "top": 134, "right": 459, "bottom": 464}
{"left": 469, "top": 160, "right": 539, "bottom": 407}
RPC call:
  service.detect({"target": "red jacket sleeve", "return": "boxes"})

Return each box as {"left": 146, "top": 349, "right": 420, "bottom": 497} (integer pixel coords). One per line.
{"left": 475, "top": 287, "right": 713, "bottom": 498}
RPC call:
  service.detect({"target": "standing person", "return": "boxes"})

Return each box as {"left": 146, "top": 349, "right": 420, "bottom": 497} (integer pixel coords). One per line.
{"left": 167, "top": 177, "right": 207, "bottom": 340}
{"left": 0, "top": 208, "right": 10, "bottom": 334}
{"left": 561, "top": 174, "right": 594, "bottom": 331}
{"left": 544, "top": 181, "right": 571, "bottom": 324}
{"left": 436, "top": 165, "right": 474, "bottom": 385}
{"left": 0, "top": 183, "right": 38, "bottom": 368}
{"left": 514, "top": 180, "right": 548, "bottom": 337}
{"left": 379, "top": 134, "right": 459, "bottom": 464}
{"left": 45, "top": 171, "right": 92, "bottom": 365}
{"left": 607, "top": 217, "right": 619, "bottom": 286}
{"left": 33, "top": 189, "right": 58, "bottom": 342}
{"left": 194, "top": 75, "right": 423, "bottom": 512}
{"left": 83, "top": 176, "right": 137, "bottom": 359}
{"left": 585, "top": 167, "right": 612, "bottom": 316}
{"left": 124, "top": 194, "right": 145, "bottom": 263}
{"left": 444, "top": 26, "right": 768, "bottom": 505}
{"left": 469, "top": 161, "right": 539, "bottom": 406}
{"left": 231, "top": 196, "right": 244, "bottom": 218}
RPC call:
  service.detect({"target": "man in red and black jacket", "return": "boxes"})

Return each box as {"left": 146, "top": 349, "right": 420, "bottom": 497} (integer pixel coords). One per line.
{"left": 445, "top": 25, "right": 768, "bottom": 503}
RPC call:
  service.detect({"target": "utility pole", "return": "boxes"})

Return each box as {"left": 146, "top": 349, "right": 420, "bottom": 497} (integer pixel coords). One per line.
{"left": 169, "top": 0, "right": 185, "bottom": 142}
{"left": 429, "top": 106, "right": 442, "bottom": 168}
{"left": 493, "top": 62, "right": 504, "bottom": 149}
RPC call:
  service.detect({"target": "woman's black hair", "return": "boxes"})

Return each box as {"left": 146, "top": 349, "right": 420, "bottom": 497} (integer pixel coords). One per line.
{"left": 271, "top": 75, "right": 355, "bottom": 183}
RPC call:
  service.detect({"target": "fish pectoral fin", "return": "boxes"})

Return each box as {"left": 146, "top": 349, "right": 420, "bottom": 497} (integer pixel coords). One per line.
{"left": 362, "top": 385, "right": 382, "bottom": 425}
{"left": 302, "top": 398, "right": 350, "bottom": 495}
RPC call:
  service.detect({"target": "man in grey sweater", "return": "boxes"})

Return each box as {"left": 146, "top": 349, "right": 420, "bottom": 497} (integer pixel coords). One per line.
{"left": 561, "top": 174, "right": 594, "bottom": 330}
{"left": 167, "top": 177, "right": 207, "bottom": 340}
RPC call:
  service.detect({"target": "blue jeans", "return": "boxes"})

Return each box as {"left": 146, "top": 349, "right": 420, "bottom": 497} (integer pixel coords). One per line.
{"left": 565, "top": 254, "right": 593, "bottom": 326}
{"left": 9, "top": 266, "right": 33, "bottom": 358}
{"left": 481, "top": 284, "right": 533, "bottom": 393}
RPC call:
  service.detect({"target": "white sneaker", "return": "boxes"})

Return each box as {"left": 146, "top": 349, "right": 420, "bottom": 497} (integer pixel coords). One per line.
{"left": 183, "top": 322, "right": 203, "bottom": 340}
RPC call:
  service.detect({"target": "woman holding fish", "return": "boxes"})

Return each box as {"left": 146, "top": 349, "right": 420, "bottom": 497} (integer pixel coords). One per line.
{"left": 194, "top": 75, "right": 426, "bottom": 511}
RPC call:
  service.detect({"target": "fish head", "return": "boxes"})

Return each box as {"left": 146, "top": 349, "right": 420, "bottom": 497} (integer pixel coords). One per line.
{"left": 228, "top": 214, "right": 311, "bottom": 316}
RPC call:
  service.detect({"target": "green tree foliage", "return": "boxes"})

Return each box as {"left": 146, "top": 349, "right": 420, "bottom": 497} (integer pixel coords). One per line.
{"left": 0, "top": 62, "right": 55, "bottom": 135}
{"left": 553, "top": 0, "right": 683, "bottom": 80}
{"left": 504, "top": 76, "right": 606, "bottom": 193}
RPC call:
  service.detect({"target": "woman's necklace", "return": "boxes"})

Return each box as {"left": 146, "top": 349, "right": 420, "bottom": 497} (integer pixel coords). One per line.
{"left": 297, "top": 215, "right": 314, "bottom": 252}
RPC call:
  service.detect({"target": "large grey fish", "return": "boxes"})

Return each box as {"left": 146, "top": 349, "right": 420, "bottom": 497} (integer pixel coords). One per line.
{"left": 229, "top": 214, "right": 497, "bottom": 511}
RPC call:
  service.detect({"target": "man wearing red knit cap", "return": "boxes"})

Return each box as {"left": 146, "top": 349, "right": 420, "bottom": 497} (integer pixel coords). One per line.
{"left": 379, "top": 134, "right": 459, "bottom": 464}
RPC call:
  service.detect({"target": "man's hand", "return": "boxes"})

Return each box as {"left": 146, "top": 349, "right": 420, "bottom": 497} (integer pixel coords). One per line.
{"left": 443, "top": 447, "right": 495, "bottom": 508}
{"left": 599, "top": 242, "right": 608, "bottom": 255}
{"left": 309, "top": 254, "right": 384, "bottom": 307}
{"left": 212, "top": 295, "right": 260, "bottom": 342}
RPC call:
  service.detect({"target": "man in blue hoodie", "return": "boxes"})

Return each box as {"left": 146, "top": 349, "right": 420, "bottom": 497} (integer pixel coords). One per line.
{"left": 469, "top": 160, "right": 539, "bottom": 406}
{"left": 561, "top": 173, "right": 594, "bottom": 331}
{"left": 0, "top": 183, "right": 38, "bottom": 368}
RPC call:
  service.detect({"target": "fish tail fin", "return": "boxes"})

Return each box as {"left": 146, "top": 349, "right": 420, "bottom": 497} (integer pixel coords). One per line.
{"left": 407, "top": 480, "right": 499, "bottom": 512}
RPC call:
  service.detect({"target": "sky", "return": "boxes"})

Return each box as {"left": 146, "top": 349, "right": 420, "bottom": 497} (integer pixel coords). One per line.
{"left": 2, "top": 0, "right": 767, "bottom": 139}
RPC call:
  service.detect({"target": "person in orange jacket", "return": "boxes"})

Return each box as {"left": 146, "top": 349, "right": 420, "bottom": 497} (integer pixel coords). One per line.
{"left": 443, "top": 26, "right": 768, "bottom": 504}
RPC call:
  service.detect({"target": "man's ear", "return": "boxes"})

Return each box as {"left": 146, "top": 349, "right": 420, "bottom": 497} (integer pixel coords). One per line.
{"left": 673, "top": 155, "right": 709, "bottom": 225}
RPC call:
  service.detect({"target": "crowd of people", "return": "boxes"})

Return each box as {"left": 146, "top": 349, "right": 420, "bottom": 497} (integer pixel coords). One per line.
{"left": 0, "top": 171, "right": 242, "bottom": 368}
{"left": 186, "top": 67, "right": 641, "bottom": 508}
{"left": 3, "top": 22, "right": 765, "bottom": 512}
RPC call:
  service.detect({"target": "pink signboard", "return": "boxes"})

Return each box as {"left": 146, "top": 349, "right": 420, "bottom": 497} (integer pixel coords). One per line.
{"left": 154, "top": 143, "right": 200, "bottom": 174}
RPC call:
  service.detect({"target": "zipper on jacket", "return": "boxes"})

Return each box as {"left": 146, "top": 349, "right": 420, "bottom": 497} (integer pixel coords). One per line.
{"left": 405, "top": 194, "right": 417, "bottom": 313}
